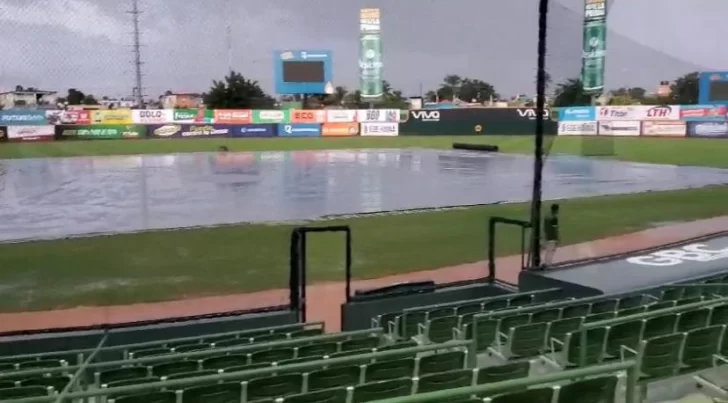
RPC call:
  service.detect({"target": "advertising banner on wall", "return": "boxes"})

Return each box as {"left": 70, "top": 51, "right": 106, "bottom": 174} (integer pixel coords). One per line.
{"left": 639, "top": 105, "right": 681, "bottom": 120}
{"left": 326, "top": 109, "right": 357, "bottom": 123}
{"left": 686, "top": 121, "right": 728, "bottom": 138}
{"left": 596, "top": 106, "right": 642, "bottom": 121}
{"left": 132, "top": 109, "right": 174, "bottom": 124}
{"left": 290, "top": 109, "right": 326, "bottom": 123}
{"left": 322, "top": 123, "right": 359, "bottom": 136}
{"left": 399, "top": 108, "right": 557, "bottom": 135}
{"left": 147, "top": 124, "right": 232, "bottom": 138}
{"left": 679, "top": 105, "right": 728, "bottom": 121}
{"left": 56, "top": 125, "right": 146, "bottom": 139}
{"left": 557, "top": 121, "right": 597, "bottom": 135}
{"left": 229, "top": 124, "right": 277, "bottom": 137}
{"left": 0, "top": 110, "right": 48, "bottom": 125}
{"left": 641, "top": 121, "right": 686, "bottom": 137}
{"left": 558, "top": 107, "right": 596, "bottom": 122}
{"left": 213, "top": 109, "right": 253, "bottom": 124}
{"left": 278, "top": 123, "right": 322, "bottom": 137}
{"left": 361, "top": 122, "right": 399, "bottom": 136}
{"left": 253, "top": 110, "right": 290, "bottom": 124}
{"left": 7, "top": 125, "right": 55, "bottom": 141}
{"left": 91, "top": 109, "right": 133, "bottom": 125}
{"left": 356, "top": 109, "right": 399, "bottom": 123}
{"left": 45, "top": 110, "right": 91, "bottom": 125}
{"left": 173, "top": 109, "right": 214, "bottom": 123}
{"left": 597, "top": 121, "right": 640, "bottom": 136}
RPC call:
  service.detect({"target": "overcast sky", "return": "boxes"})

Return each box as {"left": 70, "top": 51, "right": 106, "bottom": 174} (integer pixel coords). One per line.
{"left": 0, "top": 0, "right": 724, "bottom": 99}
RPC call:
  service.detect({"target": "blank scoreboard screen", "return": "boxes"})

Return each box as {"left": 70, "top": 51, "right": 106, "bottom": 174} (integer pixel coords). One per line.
{"left": 709, "top": 80, "right": 728, "bottom": 102}
{"left": 282, "top": 61, "right": 325, "bottom": 83}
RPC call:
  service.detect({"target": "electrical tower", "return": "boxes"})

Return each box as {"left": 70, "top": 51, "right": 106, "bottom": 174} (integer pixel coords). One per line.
{"left": 128, "top": 0, "right": 145, "bottom": 107}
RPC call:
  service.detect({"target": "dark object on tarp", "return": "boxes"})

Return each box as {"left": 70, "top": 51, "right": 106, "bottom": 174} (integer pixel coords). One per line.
{"left": 351, "top": 281, "right": 436, "bottom": 301}
{"left": 452, "top": 143, "right": 500, "bottom": 152}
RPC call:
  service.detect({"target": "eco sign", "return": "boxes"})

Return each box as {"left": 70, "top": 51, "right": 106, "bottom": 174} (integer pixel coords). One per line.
{"left": 626, "top": 243, "right": 728, "bottom": 267}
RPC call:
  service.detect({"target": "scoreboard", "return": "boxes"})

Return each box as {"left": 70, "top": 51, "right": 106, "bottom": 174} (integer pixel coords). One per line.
{"left": 274, "top": 50, "right": 333, "bottom": 95}
{"left": 699, "top": 72, "right": 728, "bottom": 105}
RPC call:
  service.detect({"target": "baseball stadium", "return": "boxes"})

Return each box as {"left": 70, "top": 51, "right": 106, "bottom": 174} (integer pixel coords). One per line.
{"left": 1, "top": 0, "right": 728, "bottom": 403}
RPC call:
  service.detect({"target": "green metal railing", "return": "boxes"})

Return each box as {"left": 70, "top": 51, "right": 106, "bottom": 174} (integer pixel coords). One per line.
{"left": 1, "top": 340, "right": 475, "bottom": 403}
{"left": 402, "top": 287, "right": 561, "bottom": 314}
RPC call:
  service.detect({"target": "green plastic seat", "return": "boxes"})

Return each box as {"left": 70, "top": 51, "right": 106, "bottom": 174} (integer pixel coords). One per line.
{"left": 252, "top": 333, "right": 289, "bottom": 343}
{"left": 278, "top": 357, "right": 322, "bottom": 367}
{"left": 561, "top": 303, "right": 590, "bottom": 318}
{"left": 174, "top": 343, "right": 211, "bottom": 353}
{"left": 482, "top": 299, "right": 508, "bottom": 311}
{"left": 152, "top": 360, "right": 200, "bottom": 377}
{"left": 475, "top": 362, "right": 530, "bottom": 384}
{"left": 364, "top": 358, "right": 415, "bottom": 382}
{"left": 98, "top": 366, "right": 150, "bottom": 387}
{"left": 251, "top": 348, "right": 295, "bottom": 364}
{"left": 290, "top": 328, "right": 324, "bottom": 339}
{"left": 618, "top": 306, "right": 645, "bottom": 317}
{"left": 283, "top": 387, "right": 349, "bottom": 403}
{"left": 129, "top": 347, "right": 171, "bottom": 359}
{"left": 711, "top": 305, "right": 728, "bottom": 326}
{"left": 401, "top": 312, "right": 427, "bottom": 340}
{"left": 677, "top": 296, "right": 704, "bottom": 306}
{"left": 112, "top": 390, "right": 177, "bottom": 403}
{"left": 605, "top": 320, "right": 643, "bottom": 358}
{"left": 374, "top": 312, "right": 398, "bottom": 330}
{"left": 531, "top": 308, "right": 560, "bottom": 324}
{"left": 643, "top": 314, "right": 677, "bottom": 339}
{"left": 328, "top": 349, "right": 374, "bottom": 359}
{"left": 680, "top": 325, "right": 723, "bottom": 373}
{"left": 416, "top": 369, "right": 473, "bottom": 393}
{"left": 0, "top": 363, "right": 15, "bottom": 372}
{"left": 0, "top": 385, "right": 49, "bottom": 399}
{"left": 19, "top": 375, "right": 71, "bottom": 391}
{"left": 585, "top": 312, "right": 615, "bottom": 323}
{"left": 647, "top": 301, "right": 676, "bottom": 311}
{"left": 549, "top": 327, "right": 606, "bottom": 368}
{"left": 617, "top": 295, "right": 644, "bottom": 309}
{"left": 498, "top": 314, "right": 530, "bottom": 333}
{"left": 377, "top": 340, "right": 416, "bottom": 352}
{"left": 418, "top": 351, "right": 465, "bottom": 375}
{"left": 0, "top": 380, "right": 14, "bottom": 388}
{"left": 428, "top": 307, "right": 455, "bottom": 320}
{"left": 660, "top": 287, "right": 684, "bottom": 301}
{"left": 590, "top": 299, "right": 618, "bottom": 314}
{"left": 341, "top": 337, "right": 379, "bottom": 352}
{"left": 215, "top": 338, "right": 251, "bottom": 348}
{"left": 489, "top": 386, "right": 554, "bottom": 403}
{"left": 493, "top": 322, "right": 548, "bottom": 359}
{"left": 167, "top": 370, "right": 218, "bottom": 381}
{"left": 297, "top": 343, "right": 337, "bottom": 358}
{"left": 546, "top": 317, "right": 583, "bottom": 349}
{"left": 635, "top": 333, "right": 684, "bottom": 381}
{"left": 556, "top": 375, "right": 618, "bottom": 403}
{"left": 677, "top": 308, "right": 711, "bottom": 332}
{"left": 471, "top": 318, "right": 498, "bottom": 352}
{"left": 456, "top": 303, "right": 483, "bottom": 317}
{"left": 203, "top": 354, "right": 249, "bottom": 370}
{"left": 423, "top": 316, "right": 459, "bottom": 343}
{"left": 307, "top": 365, "right": 361, "bottom": 391}
{"left": 182, "top": 382, "right": 241, "bottom": 403}
{"left": 246, "top": 373, "right": 303, "bottom": 401}
{"left": 17, "top": 359, "right": 65, "bottom": 369}
{"left": 352, "top": 378, "right": 412, "bottom": 402}
{"left": 508, "top": 293, "right": 535, "bottom": 307}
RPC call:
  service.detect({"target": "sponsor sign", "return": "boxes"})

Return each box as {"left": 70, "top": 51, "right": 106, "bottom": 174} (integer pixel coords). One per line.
{"left": 408, "top": 110, "right": 441, "bottom": 123}
{"left": 91, "top": 109, "right": 133, "bottom": 125}
{"left": 0, "top": 110, "right": 47, "bottom": 125}
{"left": 132, "top": 109, "right": 174, "bottom": 124}
{"left": 584, "top": 0, "right": 606, "bottom": 20}
{"left": 326, "top": 109, "right": 357, "bottom": 123}
{"left": 290, "top": 109, "right": 326, "bottom": 124}
{"left": 596, "top": 106, "right": 641, "bottom": 121}
{"left": 213, "top": 109, "right": 253, "bottom": 124}
{"left": 597, "top": 121, "right": 640, "bottom": 136}
{"left": 7, "top": 125, "right": 55, "bottom": 141}
{"left": 359, "top": 8, "right": 380, "bottom": 33}
{"left": 627, "top": 243, "right": 728, "bottom": 267}
{"left": 148, "top": 124, "right": 232, "bottom": 138}
{"left": 57, "top": 124, "right": 146, "bottom": 139}
{"left": 253, "top": 110, "right": 290, "bottom": 124}
{"left": 559, "top": 107, "right": 596, "bottom": 121}
{"left": 357, "top": 109, "right": 400, "bottom": 123}
{"left": 640, "top": 105, "right": 680, "bottom": 120}
{"left": 361, "top": 122, "right": 399, "bottom": 136}
{"left": 173, "top": 109, "right": 214, "bottom": 123}
{"left": 686, "top": 121, "right": 728, "bottom": 138}
{"left": 45, "top": 109, "right": 91, "bottom": 125}
{"left": 557, "top": 121, "right": 597, "bottom": 135}
{"left": 641, "top": 121, "right": 686, "bottom": 137}
{"left": 679, "top": 105, "right": 728, "bottom": 121}
{"left": 278, "top": 123, "right": 322, "bottom": 137}
{"left": 229, "top": 124, "right": 276, "bottom": 138}
{"left": 322, "top": 123, "right": 359, "bottom": 137}
{"left": 515, "top": 108, "right": 550, "bottom": 120}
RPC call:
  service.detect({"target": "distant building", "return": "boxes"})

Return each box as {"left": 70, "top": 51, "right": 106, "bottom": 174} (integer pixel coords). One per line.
{"left": 0, "top": 87, "right": 58, "bottom": 108}
{"left": 160, "top": 93, "right": 204, "bottom": 109}
{"left": 99, "top": 98, "right": 136, "bottom": 109}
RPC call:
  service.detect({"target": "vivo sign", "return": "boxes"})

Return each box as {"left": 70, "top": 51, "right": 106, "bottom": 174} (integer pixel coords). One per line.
{"left": 411, "top": 110, "right": 440, "bottom": 122}
{"left": 516, "top": 109, "right": 550, "bottom": 120}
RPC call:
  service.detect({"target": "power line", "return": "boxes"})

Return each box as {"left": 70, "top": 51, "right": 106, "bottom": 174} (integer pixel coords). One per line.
{"left": 128, "top": 0, "right": 145, "bottom": 106}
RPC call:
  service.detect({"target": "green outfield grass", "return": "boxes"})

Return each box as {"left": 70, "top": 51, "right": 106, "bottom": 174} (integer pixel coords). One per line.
{"left": 0, "top": 136, "right": 727, "bottom": 312}
{"left": 2, "top": 136, "right": 728, "bottom": 167}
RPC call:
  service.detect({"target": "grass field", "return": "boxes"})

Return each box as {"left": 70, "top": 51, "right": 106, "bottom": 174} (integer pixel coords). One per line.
{"left": 1, "top": 136, "right": 727, "bottom": 312}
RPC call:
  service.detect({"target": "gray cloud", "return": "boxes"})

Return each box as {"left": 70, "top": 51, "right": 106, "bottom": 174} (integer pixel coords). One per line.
{"left": 0, "top": 0, "right": 722, "bottom": 99}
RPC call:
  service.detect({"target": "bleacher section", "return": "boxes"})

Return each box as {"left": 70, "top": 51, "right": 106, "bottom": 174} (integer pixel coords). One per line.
{"left": 4, "top": 276, "right": 728, "bottom": 402}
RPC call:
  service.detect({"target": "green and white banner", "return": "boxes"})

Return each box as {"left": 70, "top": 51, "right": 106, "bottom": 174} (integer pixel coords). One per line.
{"left": 359, "top": 8, "right": 383, "bottom": 101}
{"left": 581, "top": 0, "right": 607, "bottom": 95}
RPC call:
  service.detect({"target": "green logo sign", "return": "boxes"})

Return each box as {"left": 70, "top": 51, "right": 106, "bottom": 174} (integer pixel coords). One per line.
{"left": 173, "top": 109, "right": 214, "bottom": 123}
{"left": 59, "top": 125, "right": 145, "bottom": 139}
{"left": 359, "top": 33, "right": 383, "bottom": 100}
{"left": 252, "top": 110, "right": 290, "bottom": 124}
{"left": 581, "top": 19, "right": 606, "bottom": 95}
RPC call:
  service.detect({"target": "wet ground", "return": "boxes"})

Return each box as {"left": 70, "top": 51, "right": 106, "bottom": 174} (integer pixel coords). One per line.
{"left": 1, "top": 148, "right": 727, "bottom": 242}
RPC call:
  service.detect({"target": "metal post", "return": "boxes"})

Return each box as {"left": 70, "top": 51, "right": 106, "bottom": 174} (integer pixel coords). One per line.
{"left": 529, "top": 0, "right": 550, "bottom": 270}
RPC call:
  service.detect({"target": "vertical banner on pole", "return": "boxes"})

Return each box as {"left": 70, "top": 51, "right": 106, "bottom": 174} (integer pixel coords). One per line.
{"left": 581, "top": 0, "right": 607, "bottom": 95}
{"left": 359, "top": 8, "right": 383, "bottom": 101}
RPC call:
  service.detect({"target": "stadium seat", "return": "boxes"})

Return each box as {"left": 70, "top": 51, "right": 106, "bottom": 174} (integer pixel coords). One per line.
{"left": 351, "top": 378, "right": 413, "bottom": 402}
{"left": 676, "top": 308, "right": 711, "bottom": 332}
{"left": 19, "top": 374, "right": 72, "bottom": 391}
{"left": 182, "top": 381, "right": 242, "bottom": 403}
{"left": 282, "top": 386, "right": 349, "bottom": 403}
{"left": 546, "top": 327, "right": 607, "bottom": 368}
{"left": 109, "top": 390, "right": 178, "bottom": 403}
{"left": 0, "top": 380, "right": 14, "bottom": 389}
{"left": 203, "top": 354, "right": 250, "bottom": 371}
{"left": 417, "top": 315, "right": 459, "bottom": 343}
{"left": 152, "top": 360, "right": 201, "bottom": 377}
{"left": 486, "top": 386, "right": 554, "bottom": 403}
{"left": 297, "top": 343, "right": 337, "bottom": 358}
{"left": 415, "top": 368, "right": 474, "bottom": 393}
{"left": 710, "top": 304, "right": 728, "bottom": 326}
{"left": 643, "top": 314, "right": 678, "bottom": 339}
{"left": 418, "top": 351, "right": 465, "bottom": 375}
{"left": 475, "top": 361, "right": 530, "bottom": 384}
{"left": 680, "top": 325, "right": 723, "bottom": 373}
{"left": 104, "top": 376, "right": 161, "bottom": 388}
{"left": 544, "top": 317, "right": 583, "bottom": 349}
{"left": 555, "top": 375, "right": 618, "bottom": 403}
{"left": 363, "top": 358, "right": 414, "bottom": 382}
{"left": 0, "top": 385, "right": 53, "bottom": 399}
{"left": 307, "top": 365, "right": 361, "bottom": 391}
{"left": 627, "top": 332, "right": 685, "bottom": 381}
{"left": 251, "top": 348, "right": 295, "bottom": 364}
{"left": 97, "top": 366, "right": 151, "bottom": 387}
{"left": 244, "top": 373, "right": 304, "bottom": 401}
{"left": 340, "top": 337, "right": 379, "bottom": 352}
{"left": 490, "top": 322, "right": 548, "bottom": 360}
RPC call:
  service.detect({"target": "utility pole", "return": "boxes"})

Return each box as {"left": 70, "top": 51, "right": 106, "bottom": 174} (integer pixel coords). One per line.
{"left": 129, "top": 0, "right": 145, "bottom": 107}
{"left": 226, "top": 23, "right": 233, "bottom": 72}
